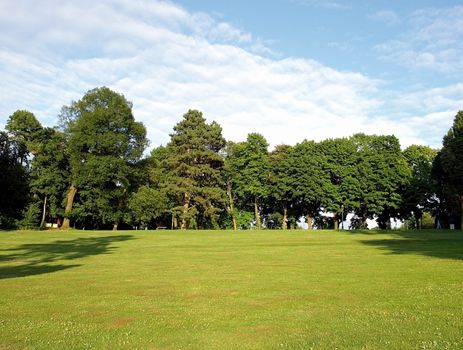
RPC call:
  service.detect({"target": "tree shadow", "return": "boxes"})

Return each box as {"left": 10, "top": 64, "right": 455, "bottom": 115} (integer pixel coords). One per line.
{"left": 0, "top": 235, "right": 134, "bottom": 279}
{"left": 358, "top": 230, "right": 463, "bottom": 260}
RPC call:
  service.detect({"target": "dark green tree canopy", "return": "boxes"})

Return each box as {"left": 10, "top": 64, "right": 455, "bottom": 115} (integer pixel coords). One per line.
{"left": 285, "top": 140, "right": 329, "bottom": 221}
{"left": 402, "top": 146, "right": 437, "bottom": 211}
{"left": 0, "top": 131, "right": 29, "bottom": 227}
{"left": 318, "top": 137, "right": 360, "bottom": 228}
{"left": 230, "top": 133, "right": 270, "bottom": 201}
{"left": 61, "top": 87, "right": 148, "bottom": 228}
{"left": 2, "top": 86, "right": 461, "bottom": 231}
{"left": 64, "top": 87, "right": 147, "bottom": 170}
{"left": 225, "top": 133, "right": 270, "bottom": 229}
{"left": 351, "top": 133, "right": 411, "bottom": 229}
{"left": 167, "top": 109, "right": 226, "bottom": 229}
{"left": 6, "top": 110, "right": 43, "bottom": 150}
{"left": 433, "top": 111, "right": 463, "bottom": 228}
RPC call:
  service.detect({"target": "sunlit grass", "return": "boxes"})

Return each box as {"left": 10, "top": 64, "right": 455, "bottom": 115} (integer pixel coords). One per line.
{"left": 1, "top": 229, "right": 462, "bottom": 349}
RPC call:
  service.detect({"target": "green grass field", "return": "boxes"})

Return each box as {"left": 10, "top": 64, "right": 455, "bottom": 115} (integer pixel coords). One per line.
{"left": 1, "top": 229, "right": 462, "bottom": 349}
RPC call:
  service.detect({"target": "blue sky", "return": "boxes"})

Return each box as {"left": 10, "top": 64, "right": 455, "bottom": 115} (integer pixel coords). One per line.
{"left": 1, "top": 0, "right": 463, "bottom": 149}
{"left": 177, "top": 1, "right": 461, "bottom": 71}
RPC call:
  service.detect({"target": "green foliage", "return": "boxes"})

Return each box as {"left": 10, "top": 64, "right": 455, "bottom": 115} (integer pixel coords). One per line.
{"left": 236, "top": 210, "right": 254, "bottom": 230}
{"left": 402, "top": 145, "right": 437, "bottom": 228}
{"left": 351, "top": 134, "right": 411, "bottom": 229}
{"left": 128, "top": 185, "right": 168, "bottom": 227}
{"left": 18, "top": 201, "right": 41, "bottom": 229}
{"left": 0, "top": 131, "right": 29, "bottom": 228}
{"left": 148, "top": 145, "right": 170, "bottom": 186}
{"left": 264, "top": 211, "right": 284, "bottom": 229}
{"left": 3, "top": 89, "right": 461, "bottom": 231}
{"left": 421, "top": 211, "right": 436, "bottom": 229}
{"left": 61, "top": 87, "right": 148, "bottom": 228}
{"left": 232, "top": 133, "right": 270, "bottom": 201}
{"left": 166, "top": 110, "right": 226, "bottom": 229}
{"left": 226, "top": 133, "right": 270, "bottom": 228}
{"left": 433, "top": 111, "right": 463, "bottom": 228}
{"left": 318, "top": 137, "right": 360, "bottom": 228}
{"left": 6, "top": 110, "right": 43, "bottom": 158}
{"left": 33, "top": 128, "right": 69, "bottom": 223}
{"left": 6, "top": 111, "right": 70, "bottom": 226}
{"left": 284, "top": 140, "right": 329, "bottom": 226}
{"left": 267, "top": 144, "right": 293, "bottom": 227}
{"left": 405, "top": 211, "right": 435, "bottom": 229}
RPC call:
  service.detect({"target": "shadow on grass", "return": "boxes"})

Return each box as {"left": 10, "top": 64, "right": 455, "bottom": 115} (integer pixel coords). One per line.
{"left": 0, "top": 235, "right": 134, "bottom": 279}
{"left": 359, "top": 230, "right": 463, "bottom": 260}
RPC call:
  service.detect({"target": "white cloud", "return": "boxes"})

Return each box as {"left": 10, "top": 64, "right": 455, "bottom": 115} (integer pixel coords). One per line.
{"left": 0, "top": 0, "right": 458, "bottom": 151}
{"left": 368, "top": 10, "right": 399, "bottom": 26}
{"left": 370, "top": 83, "right": 463, "bottom": 148}
{"left": 290, "top": 0, "right": 350, "bottom": 10}
{"left": 374, "top": 6, "right": 463, "bottom": 73}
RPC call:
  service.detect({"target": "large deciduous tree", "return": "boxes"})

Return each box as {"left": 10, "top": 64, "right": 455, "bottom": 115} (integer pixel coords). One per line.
{"left": 5, "top": 110, "right": 42, "bottom": 156}
{"left": 226, "top": 133, "right": 270, "bottom": 229}
{"left": 432, "top": 111, "right": 463, "bottom": 229}
{"left": 30, "top": 128, "right": 69, "bottom": 228}
{"left": 402, "top": 145, "right": 437, "bottom": 229}
{"left": 285, "top": 140, "right": 330, "bottom": 229}
{"left": 0, "top": 131, "right": 29, "bottom": 228}
{"left": 351, "top": 134, "right": 410, "bottom": 229}
{"left": 268, "top": 144, "right": 293, "bottom": 229}
{"left": 166, "top": 110, "right": 226, "bottom": 229}
{"left": 128, "top": 146, "right": 172, "bottom": 229}
{"left": 60, "top": 87, "right": 147, "bottom": 229}
{"left": 318, "top": 138, "right": 360, "bottom": 229}
{"left": 128, "top": 185, "right": 168, "bottom": 228}
{"left": 6, "top": 110, "right": 69, "bottom": 228}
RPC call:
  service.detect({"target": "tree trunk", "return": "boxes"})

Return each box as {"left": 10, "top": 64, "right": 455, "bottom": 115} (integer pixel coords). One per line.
{"left": 113, "top": 222, "right": 118, "bottom": 231}
{"left": 386, "top": 219, "right": 391, "bottom": 230}
{"left": 173, "top": 215, "right": 178, "bottom": 229}
{"left": 254, "top": 198, "right": 261, "bottom": 229}
{"left": 415, "top": 211, "right": 421, "bottom": 230}
{"left": 62, "top": 184, "right": 77, "bottom": 229}
{"left": 306, "top": 214, "right": 313, "bottom": 230}
{"left": 460, "top": 195, "right": 463, "bottom": 230}
{"left": 40, "top": 195, "right": 48, "bottom": 228}
{"left": 378, "top": 220, "right": 386, "bottom": 230}
{"left": 282, "top": 206, "right": 287, "bottom": 230}
{"left": 333, "top": 213, "right": 339, "bottom": 230}
{"left": 361, "top": 216, "right": 368, "bottom": 229}
{"left": 181, "top": 192, "right": 190, "bottom": 230}
{"left": 227, "top": 181, "right": 237, "bottom": 230}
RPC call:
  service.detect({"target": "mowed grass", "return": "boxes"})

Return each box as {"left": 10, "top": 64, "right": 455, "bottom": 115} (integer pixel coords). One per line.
{"left": 1, "top": 229, "right": 462, "bottom": 349}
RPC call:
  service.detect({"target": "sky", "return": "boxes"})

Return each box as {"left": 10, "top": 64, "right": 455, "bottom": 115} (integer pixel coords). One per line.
{"left": 1, "top": 0, "right": 463, "bottom": 150}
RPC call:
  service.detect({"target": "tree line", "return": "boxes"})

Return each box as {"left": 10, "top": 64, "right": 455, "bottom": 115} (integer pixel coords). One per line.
{"left": 1, "top": 87, "right": 462, "bottom": 230}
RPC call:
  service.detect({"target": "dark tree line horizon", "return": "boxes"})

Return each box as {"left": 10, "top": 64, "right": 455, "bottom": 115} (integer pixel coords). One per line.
{"left": 1, "top": 86, "right": 462, "bottom": 230}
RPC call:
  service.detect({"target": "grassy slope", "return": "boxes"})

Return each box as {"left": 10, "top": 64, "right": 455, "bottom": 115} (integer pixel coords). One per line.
{"left": 0, "top": 229, "right": 462, "bottom": 349}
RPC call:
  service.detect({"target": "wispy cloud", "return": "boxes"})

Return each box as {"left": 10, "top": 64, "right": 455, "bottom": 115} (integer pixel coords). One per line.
{"left": 371, "top": 83, "right": 463, "bottom": 147}
{"left": 368, "top": 10, "right": 400, "bottom": 26}
{"left": 374, "top": 6, "right": 463, "bottom": 74}
{"left": 0, "top": 0, "right": 457, "bottom": 150}
{"left": 289, "top": 0, "right": 350, "bottom": 10}
{"left": 0, "top": 0, "right": 374, "bottom": 146}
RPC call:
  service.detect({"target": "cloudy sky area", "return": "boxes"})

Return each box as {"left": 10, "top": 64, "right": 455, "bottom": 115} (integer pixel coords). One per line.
{"left": 1, "top": 0, "right": 463, "bottom": 149}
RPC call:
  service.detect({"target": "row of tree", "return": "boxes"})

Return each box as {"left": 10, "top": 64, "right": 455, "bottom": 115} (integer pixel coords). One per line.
{"left": 1, "top": 87, "right": 462, "bottom": 230}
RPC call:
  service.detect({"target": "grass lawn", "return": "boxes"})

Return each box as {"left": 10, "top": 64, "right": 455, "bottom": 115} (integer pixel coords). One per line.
{"left": 1, "top": 229, "right": 462, "bottom": 349}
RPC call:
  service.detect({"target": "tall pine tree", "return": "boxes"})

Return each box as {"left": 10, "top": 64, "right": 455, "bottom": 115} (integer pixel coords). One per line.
{"left": 167, "top": 110, "right": 226, "bottom": 229}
